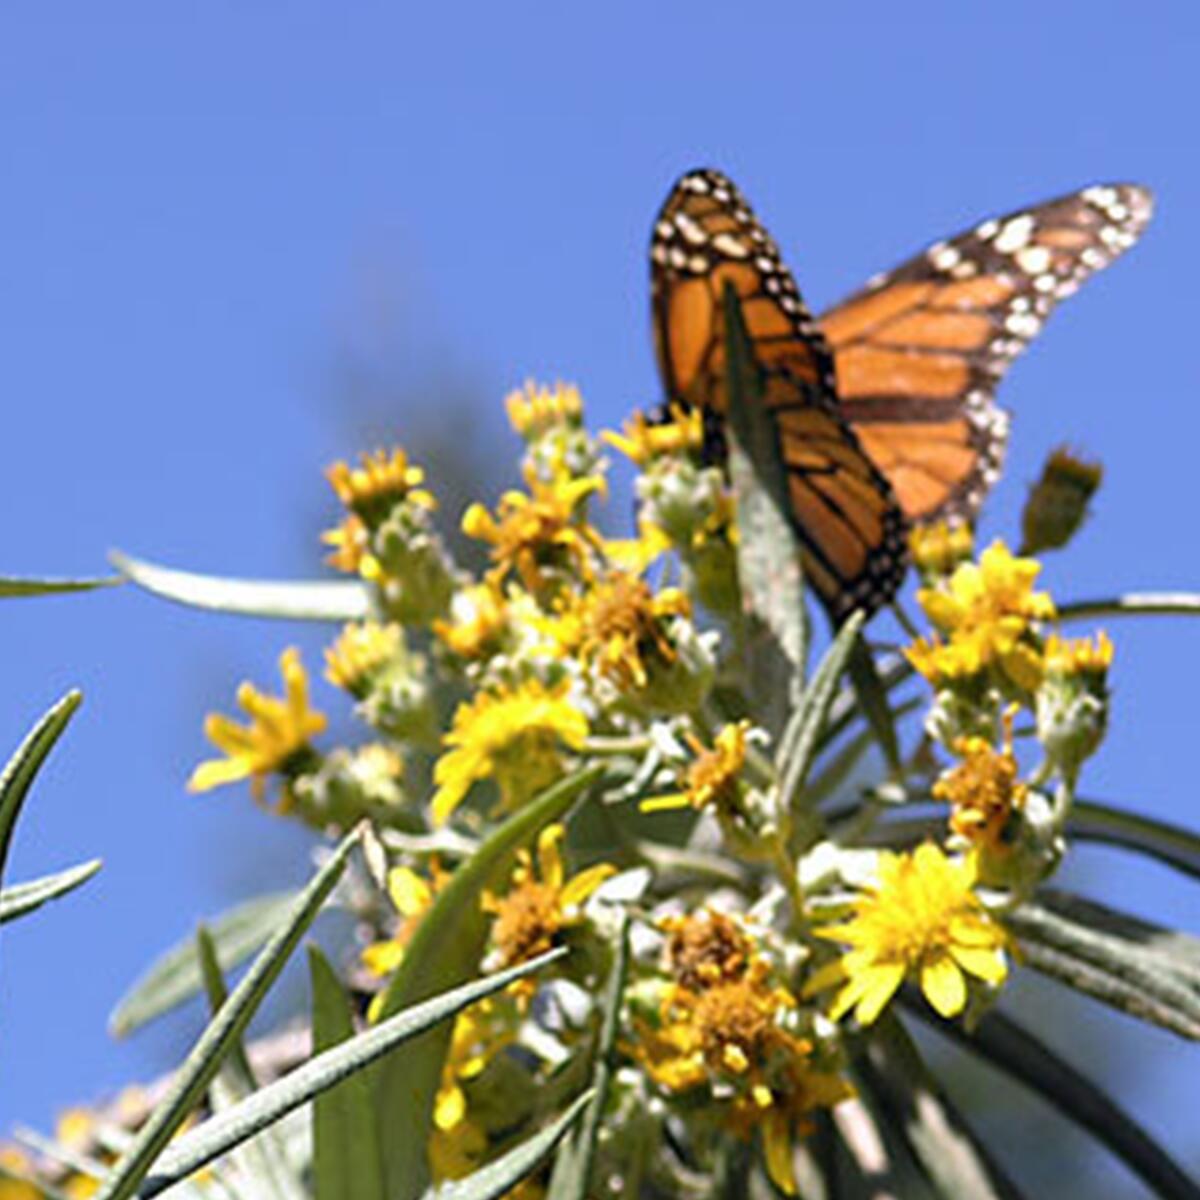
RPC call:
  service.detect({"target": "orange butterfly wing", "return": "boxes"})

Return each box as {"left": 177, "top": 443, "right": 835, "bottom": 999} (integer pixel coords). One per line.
{"left": 818, "top": 184, "right": 1154, "bottom": 524}
{"left": 651, "top": 169, "right": 908, "bottom": 620}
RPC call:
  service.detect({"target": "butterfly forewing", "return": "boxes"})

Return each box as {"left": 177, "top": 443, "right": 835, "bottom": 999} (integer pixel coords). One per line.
{"left": 819, "top": 183, "right": 1154, "bottom": 524}
{"left": 651, "top": 169, "right": 909, "bottom": 620}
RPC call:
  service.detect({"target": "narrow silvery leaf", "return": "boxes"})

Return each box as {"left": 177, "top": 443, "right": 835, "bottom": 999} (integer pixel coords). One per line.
{"left": 425, "top": 1091, "right": 592, "bottom": 1200}
{"left": 310, "top": 945, "right": 386, "bottom": 1200}
{"left": 136, "top": 949, "right": 566, "bottom": 1198}
{"left": 373, "top": 765, "right": 605, "bottom": 1199}
{"left": 905, "top": 1000, "right": 1200, "bottom": 1200}
{"left": 1057, "top": 591, "right": 1200, "bottom": 622}
{"left": 547, "top": 913, "right": 630, "bottom": 1200}
{"left": 0, "top": 691, "right": 82, "bottom": 901}
{"left": 845, "top": 634, "right": 902, "bottom": 777}
{"left": 0, "top": 859, "right": 101, "bottom": 924}
{"left": 0, "top": 576, "right": 119, "bottom": 597}
{"left": 94, "top": 829, "right": 360, "bottom": 1200}
{"left": 1070, "top": 799, "right": 1200, "bottom": 882}
{"left": 110, "top": 890, "right": 301, "bottom": 1037}
{"left": 722, "top": 283, "right": 808, "bottom": 707}
{"left": 111, "top": 550, "right": 371, "bottom": 622}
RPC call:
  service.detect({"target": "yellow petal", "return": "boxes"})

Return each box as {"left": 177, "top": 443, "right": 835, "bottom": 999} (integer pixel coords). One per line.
{"left": 921, "top": 956, "right": 967, "bottom": 1017}
{"left": 388, "top": 867, "right": 433, "bottom": 917}
{"left": 853, "top": 963, "right": 905, "bottom": 1026}
{"left": 434, "top": 1084, "right": 466, "bottom": 1131}
{"left": 639, "top": 792, "right": 692, "bottom": 813}
{"left": 762, "top": 1110, "right": 798, "bottom": 1196}
{"left": 187, "top": 757, "right": 252, "bottom": 793}
{"left": 950, "top": 943, "right": 1008, "bottom": 984}
{"left": 536, "top": 824, "right": 566, "bottom": 891}
{"left": 561, "top": 863, "right": 618, "bottom": 909}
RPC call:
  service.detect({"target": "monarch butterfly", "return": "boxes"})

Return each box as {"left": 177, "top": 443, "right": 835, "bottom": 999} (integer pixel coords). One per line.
{"left": 650, "top": 168, "right": 1153, "bottom": 619}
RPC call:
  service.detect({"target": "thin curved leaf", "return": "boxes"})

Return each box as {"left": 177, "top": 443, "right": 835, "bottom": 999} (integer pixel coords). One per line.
{"left": 904, "top": 1000, "right": 1200, "bottom": 1200}
{"left": 723, "top": 283, "right": 808, "bottom": 708}
{"left": 110, "top": 890, "right": 300, "bottom": 1037}
{"left": 374, "top": 765, "right": 606, "bottom": 1198}
{"left": 548, "top": 913, "right": 630, "bottom": 1200}
{"left": 310, "top": 945, "right": 386, "bottom": 1200}
{"left": 1057, "top": 592, "right": 1200, "bottom": 621}
{"left": 137, "top": 949, "right": 566, "bottom": 1199}
{"left": 0, "top": 859, "right": 102, "bottom": 924}
{"left": 426, "top": 1091, "right": 592, "bottom": 1200}
{"left": 1069, "top": 799, "right": 1200, "bottom": 882}
{"left": 1009, "top": 890, "right": 1200, "bottom": 1038}
{"left": 854, "top": 1016, "right": 1023, "bottom": 1200}
{"left": 845, "top": 634, "right": 903, "bottom": 777}
{"left": 111, "top": 551, "right": 371, "bottom": 622}
{"left": 0, "top": 576, "right": 120, "bottom": 597}
{"left": 0, "top": 691, "right": 82, "bottom": 896}
{"left": 95, "top": 829, "right": 360, "bottom": 1200}
{"left": 807, "top": 697, "right": 921, "bottom": 809}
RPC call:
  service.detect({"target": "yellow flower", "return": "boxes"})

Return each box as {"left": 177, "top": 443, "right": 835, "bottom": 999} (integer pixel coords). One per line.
{"left": 604, "top": 403, "right": 703, "bottom": 465}
{"left": 661, "top": 907, "right": 755, "bottom": 989}
{"left": 603, "top": 518, "right": 673, "bottom": 574}
{"left": 909, "top": 520, "right": 974, "bottom": 580}
{"left": 911, "top": 540, "right": 1055, "bottom": 692}
{"left": 505, "top": 380, "right": 583, "bottom": 439}
{"left": 326, "top": 446, "right": 435, "bottom": 523}
{"left": 433, "top": 583, "right": 509, "bottom": 661}
{"left": 642, "top": 722, "right": 749, "bottom": 814}
{"left": 810, "top": 843, "right": 1009, "bottom": 1025}
{"left": 362, "top": 862, "right": 446, "bottom": 985}
{"left": 462, "top": 469, "right": 606, "bottom": 594}
{"left": 1020, "top": 445, "right": 1103, "bottom": 556}
{"left": 932, "top": 710, "right": 1027, "bottom": 849}
{"left": 544, "top": 571, "right": 691, "bottom": 693}
{"left": 324, "top": 621, "right": 402, "bottom": 695}
{"left": 1044, "top": 630, "right": 1114, "bottom": 678}
{"left": 483, "top": 823, "right": 616, "bottom": 969}
{"left": 431, "top": 679, "right": 588, "bottom": 824}
{"left": 189, "top": 648, "right": 327, "bottom": 801}
{"left": 321, "top": 513, "right": 379, "bottom": 577}
{"left": 0, "top": 1147, "right": 40, "bottom": 1200}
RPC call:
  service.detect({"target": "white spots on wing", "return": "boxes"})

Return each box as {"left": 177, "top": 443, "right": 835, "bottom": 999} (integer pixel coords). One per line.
{"left": 975, "top": 218, "right": 1000, "bottom": 241}
{"left": 1015, "top": 245, "right": 1052, "bottom": 275}
{"left": 993, "top": 214, "right": 1036, "bottom": 254}
{"left": 950, "top": 260, "right": 979, "bottom": 279}
{"left": 683, "top": 174, "right": 711, "bottom": 194}
{"left": 1083, "top": 185, "right": 1119, "bottom": 210}
{"left": 755, "top": 255, "right": 776, "bottom": 274}
{"left": 928, "top": 241, "right": 961, "bottom": 272}
{"left": 650, "top": 243, "right": 668, "bottom": 266}
{"left": 712, "top": 231, "right": 750, "bottom": 258}
{"left": 1033, "top": 273, "right": 1058, "bottom": 294}
{"left": 674, "top": 212, "right": 708, "bottom": 246}
{"left": 1081, "top": 247, "right": 1108, "bottom": 270}
{"left": 1005, "top": 311, "right": 1042, "bottom": 339}
{"left": 864, "top": 271, "right": 889, "bottom": 291}
{"left": 668, "top": 246, "right": 688, "bottom": 270}
{"left": 687, "top": 254, "right": 708, "bottom": 274}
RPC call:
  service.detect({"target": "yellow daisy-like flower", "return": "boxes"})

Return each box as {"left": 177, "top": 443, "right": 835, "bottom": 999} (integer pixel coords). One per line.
{"left": 642, "top": 721, "right": 749, "bottom": 814}
{"left": 431, "top": 679, "right": 588, "bottom": 825}
{"left": 661, "top": 907, "right": 755, "bottom": 990}
{"left": 908, "top": 520, "right": 974, "bottom": 580}
{"left": 324, "top": 620, "right": 402, "bottom": 696}
{"left": 326, "top": 446, "right": 435, "bottom": 523}
{"left": 603, "top": 403, "right": 703, "bottom": 465}
{"left": 1044, "top": 629, "right": 1114, "bottom": 678}
{"left": 362, "top": 861, "right": 447, "bottom": 984}
{"left": 505, "top": 380, "right": 583, "bottom": 439}
{"left": 810, "top": 843, "right": 1009, "bottom": 1025}
{"left": 545, "top": 571, "right": 691, "bottom": 694}
{"left": 188, "top": 648, "right": 327, "bottom": 801}
{"left": 462, "top": 468, "right": 606, "bottom": 594}
{"left": 322, "top": 512, "right": 378, "bottom": 576}
{"left": 932, "top": 709, "right": 1027, "bottom": 849}
{"left": 911, "top": 540, "right": 1055, "bottom": 692}
{"left": 483, "top": 823, "right": 616, "bottom": 971}
{"left": 433, "top": 583, "right": 509, "bottom": 661}
{"left": 603, "top": 518, "right": 673, "bottom": 575}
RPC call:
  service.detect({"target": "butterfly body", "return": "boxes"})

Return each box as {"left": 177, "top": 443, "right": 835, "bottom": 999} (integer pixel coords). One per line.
{"left": 650, "top": 169, "right": 1152, "bottom": 619}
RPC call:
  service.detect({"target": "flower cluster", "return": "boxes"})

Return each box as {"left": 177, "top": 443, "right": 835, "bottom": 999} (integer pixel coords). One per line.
{"left": 177, "top": 387, "right": 1120, "bottom": 1196}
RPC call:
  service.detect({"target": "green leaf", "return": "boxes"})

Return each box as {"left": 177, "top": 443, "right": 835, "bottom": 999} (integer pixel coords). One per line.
{"left": 310, "top": 945, "right": 387, "bottom": 1200}
{"left": 110, "top": 890, "right": 301, "bottom": 1037}
{"left": 1009, "top": 890, "right": 1200, "bottom": 1038}
{"left": 0, "top": 859, "right": 102, "bottom": 924}
{"left": 111, "top": 550, "right": 372, "bottom": 622}
{"left": 845, "top": 634, "right": 903, "bottom": 777}
{"left": 1057, "top": 591, "right": 1200, "bottom": 622}
{"left": 854, "top": 1016, "right": 1022, "bottom": 1200}
{"left": 425, "top": 1091, "right": 592, "bottom": 1200}
{"left": 1070, "top": 799, "right": 1200, "bottom": 882}
{"left": 94, "top": 828, "right": 360, "bottom": 1200}
{"left": 135, "top": 949, "right": 566, "bottom": 1199}
{"left": 806, "top": 697, "right": 921, "bottom": 809}
{"left": 904, "top": 1000, "right": 1200, "bottom": 1200}
{"left": 777, "top": 611, "right": 866, "bottom": 814}
{"left": 0, "top": 691, "right": 82, "bottom": 899}
{"left": 722, "top": 282, "right": 808, "bottom": 706}
{"left": 373, "top": 764, "right": 605, "bottom": 1200}
{"left": 547, "top": 913, "right": 630, "bottom": 1200}
{"left": 0, "top": 575, "right": 120, "bottom": 597}
{"left": 198, "top": 926, "right": 307, "bottom": 1200}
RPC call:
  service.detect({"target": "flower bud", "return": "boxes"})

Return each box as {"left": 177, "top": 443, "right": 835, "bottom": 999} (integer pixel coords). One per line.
{"left": 1020, "top": 446, "right": 1102, "bottom": 556}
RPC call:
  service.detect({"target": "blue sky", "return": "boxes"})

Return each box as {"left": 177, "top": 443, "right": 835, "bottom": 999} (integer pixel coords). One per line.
{"left": 0, "top": 3, "right": 1197, "bottom": 1190}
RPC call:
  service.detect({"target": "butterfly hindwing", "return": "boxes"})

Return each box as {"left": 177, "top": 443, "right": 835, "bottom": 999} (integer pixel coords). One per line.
{"left": 818, "top": 184, "right": 1154, "bottom": 524}
{"left": 651, "top": 169, "right": 908, "bottom": 620}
